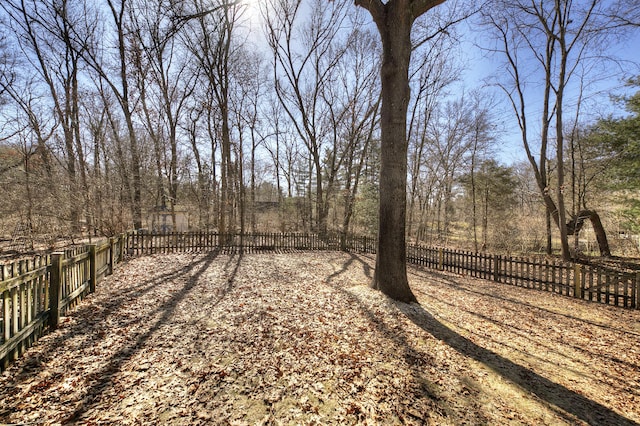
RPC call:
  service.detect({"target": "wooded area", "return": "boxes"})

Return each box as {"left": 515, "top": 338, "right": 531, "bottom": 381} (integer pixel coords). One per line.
{"left": 1, "top": 1, "right": 639, "bottom": 422}
{"left": 1, "top": 0, "right": 639, "bottom": 260}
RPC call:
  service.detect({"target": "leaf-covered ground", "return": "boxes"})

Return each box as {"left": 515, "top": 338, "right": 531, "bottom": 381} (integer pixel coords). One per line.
{"left": 1, "top": 252, "right": 639, "bottom": 425}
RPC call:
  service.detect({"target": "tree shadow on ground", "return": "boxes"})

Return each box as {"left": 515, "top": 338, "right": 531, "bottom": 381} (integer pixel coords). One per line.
{"left": 324, "top": 253, "right": 495, "bottom": 422}
{"left": 327, "top": 253, "right": 639, "bottom": 425}
{"left": 423, "top": 283, "right": 640, "bottom": 378}
{"left": 61, "top": 250, "right": 224, "bottom": 423}
{"left": 2, "top": 250, "right": 246, "bottom": 424}
{"left": 408, "top": 267, "right": 640, "bottom": 337}
{"left": 407, "top": 267, "right": 640, "bottom": 372}
{"left": 326, "top": 252, "right": 372, "bottom": 282}
{"left": 5, "top": 251, "right": 635, "bottom": 424}
{"left": 400, "top": 302, "right": 639, "bottom": 426}
{"left": 6, "top": 253, "right": 219, "bottom": 386}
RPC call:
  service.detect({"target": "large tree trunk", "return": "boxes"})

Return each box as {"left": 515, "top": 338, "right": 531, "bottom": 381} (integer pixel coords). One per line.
{"left": 369, "top": 3, "right": 416, "bottom": 303}
{"left": 355, "top": 0, "right": 445, "bottom": 302}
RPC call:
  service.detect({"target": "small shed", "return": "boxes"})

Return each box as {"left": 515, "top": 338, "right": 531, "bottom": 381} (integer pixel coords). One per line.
{"left": 148, "top": 205, "right": 189, "bottom": 233}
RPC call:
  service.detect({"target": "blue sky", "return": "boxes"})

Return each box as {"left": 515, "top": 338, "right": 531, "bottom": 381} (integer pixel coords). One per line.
{"left": 243, "top": 0, "right": 640, "bottom": 166}
{"left": 457, "top": 16, "right": 640, "bottom": 165}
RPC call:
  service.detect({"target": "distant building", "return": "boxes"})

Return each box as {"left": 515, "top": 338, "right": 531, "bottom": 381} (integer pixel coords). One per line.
{"left": 148, "top": 205, "right": 189, "bottom": 232}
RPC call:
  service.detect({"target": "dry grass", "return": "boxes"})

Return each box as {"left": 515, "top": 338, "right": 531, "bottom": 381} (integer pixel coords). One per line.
{"left": 0, "top": 252, "right": 638, "bottom": 425}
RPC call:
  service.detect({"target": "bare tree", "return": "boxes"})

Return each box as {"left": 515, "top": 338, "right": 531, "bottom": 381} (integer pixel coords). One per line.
{"left": 182, "top": 91, "right": 217, "bottom": 230}
{"left": 353, "top": 0, "right": 447, "bottom": 302}
{"left": 602, "top": 0, "right": 640, "bottom": 29}
{"left": 0, "top": 77, "right": 56, "bottom": 188}
{"left": 1, "top": 0, "right": 92, "bottom": 233}
{"left": 406, "top": 31, "right": 459, "bottom": 240}
{"left": 465, "top": 93, "right": 496, "bottom": 251}
{"left": 0, "top": 34, "right": 13, "bottom": 107}
{"left": 129, "top": 0, "right": 198, "bottom": 230}
{"left": 228, "top": 49, "right": 269, "bottom": 233}
{"left": 184, "top": 0, "right": 245, "bottom": 235}
{"left": 265, "top": 0, "right": 351, "bottom": 235}
{"left": 0, "top": 85, "right": 59, "bottom": 242}
{"left": 326, "top": 26, "right": 381, "bottom": 246}
{"left": 423, "top": 95, "right": 479, "bottom": 242}
{"left": 93, "top": 79, "right": 137, "bottom": 232}
{"left": 71, "top": 0, "right": 146, "bottom": 229}
{"left": 483, "top": 0, "right": 616, "bottom": 259}
{"left": 261, "top": 95, "right": 303, "bottom": 231}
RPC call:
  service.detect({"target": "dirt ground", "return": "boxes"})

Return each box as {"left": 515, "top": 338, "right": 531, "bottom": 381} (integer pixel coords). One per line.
{"left": 1, "top": 252, "right": 639, "bottom": 425}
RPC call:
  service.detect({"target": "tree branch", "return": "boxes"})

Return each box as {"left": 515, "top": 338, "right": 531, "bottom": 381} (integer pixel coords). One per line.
{"left": 353, "top": 0, "right": 384, "bottom": 23}
{"left": 170, "top": 1, "right": 240, "bottom": 33}
{"left": 411, "top": 0, "right": 447, "bottom": 18}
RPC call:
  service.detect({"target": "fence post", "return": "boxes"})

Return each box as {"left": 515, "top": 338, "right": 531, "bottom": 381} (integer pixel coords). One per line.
{"left": 49, "top": 252, "right": 64, "bottom": 330}
{"left": 109, "top": 237, "right": 116, "bottom": 275}
{"left": 88, "top": 244, "right": 97, "bottom": 293}
{"left": 493, "top": 254, "right": 500, "bottom": 282}
{"left": 118, "top": 233, "right": 125, "bottom": 263}
{"left": 635, "top": 272, "right": 640, "bottom": 309}
{"left": 438, "top": 248, "right": 444, "bottom": 271}
{"left": 574, "top": 264, "right": 583, "bottom": 300}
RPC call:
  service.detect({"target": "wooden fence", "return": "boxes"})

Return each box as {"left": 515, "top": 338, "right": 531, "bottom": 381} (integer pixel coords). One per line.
{"left": 407, "top": 245, "right": 640, "bottom": 310}
{"left": 1, "top": 235, "right": 127, "bottom": 369}
{"left": 2, "top": 230, "right": 638, "bottom": 369}
{"left": 126, "top": 231, "right": 377, "bottom": 255}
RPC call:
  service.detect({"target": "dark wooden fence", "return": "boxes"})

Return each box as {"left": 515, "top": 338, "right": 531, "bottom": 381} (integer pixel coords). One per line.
{"left": 407, "top": 245, "right": 639, "bottom": 310}
{"left": 126, "top": 231, "right": 377, "bottom": 255}
{"left": 1, "top": 235, "right": 127, "bottom": 369}
{"left": 2, "top": 230, "right": 638, "bottom": 369}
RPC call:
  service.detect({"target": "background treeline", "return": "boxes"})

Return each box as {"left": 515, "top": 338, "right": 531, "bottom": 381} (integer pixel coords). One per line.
{"left": 0, "top": 0, "right": 639, "bottom": 256}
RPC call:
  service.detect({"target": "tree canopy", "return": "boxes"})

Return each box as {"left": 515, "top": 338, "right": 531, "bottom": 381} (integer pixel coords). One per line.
{"left": 587, "top": 78, "right": 640, "bottom": 232}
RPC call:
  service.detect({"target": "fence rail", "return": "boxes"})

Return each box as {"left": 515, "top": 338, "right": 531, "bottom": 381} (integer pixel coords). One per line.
{"left": 2, "top": 231, "right": 638, "bottom": 370}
